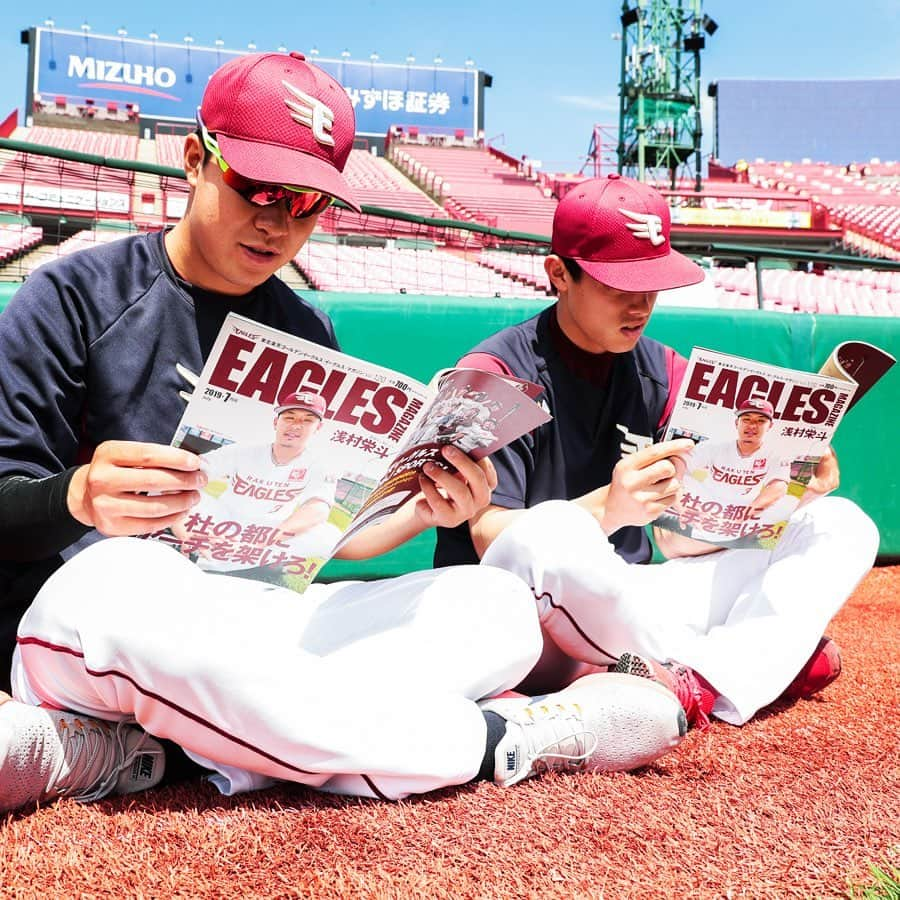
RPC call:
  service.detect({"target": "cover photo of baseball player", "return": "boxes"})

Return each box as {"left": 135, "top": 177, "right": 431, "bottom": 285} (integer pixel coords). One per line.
{"left": 673, "top": 398, "right": 795, "bottom": 544}
{"left": 170, "top": 390, "right": 342, "bottom": 576}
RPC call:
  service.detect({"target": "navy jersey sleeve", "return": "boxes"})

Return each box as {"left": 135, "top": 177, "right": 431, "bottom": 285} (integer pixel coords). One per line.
{"left": 0, "top": 265, "right": 94, "bottom": 480}
{"left": 484, "top": 440, "right": 534, "bottom": 510}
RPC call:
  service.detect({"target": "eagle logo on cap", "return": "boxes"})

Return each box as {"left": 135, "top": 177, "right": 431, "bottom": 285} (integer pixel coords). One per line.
{"left": 283, "top": 80, "right": 335, "bottom": 147}
{"left": 619, "top": 209, "right": 665, "bottom": 247}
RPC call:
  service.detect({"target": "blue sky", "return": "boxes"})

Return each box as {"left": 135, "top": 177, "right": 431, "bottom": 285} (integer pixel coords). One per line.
{"left": 1, "top": 1, "right": 899, "bottom": 173}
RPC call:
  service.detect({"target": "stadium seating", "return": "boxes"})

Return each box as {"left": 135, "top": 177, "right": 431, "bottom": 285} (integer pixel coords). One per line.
{"left": 388, "top": 143, "right": 556, "bottom": 235}
{"left": 154, "top": 133, "right": 186, "bottom": 169}
{"left": 479, "top": 249, "right": 552, "bottom": 293}
{"left": 0, "top": 126, "right": 137, "bottom": 220}
{"left": 33, "top": 93, "right": 140, "bottom": 125}
{"left": 24, "top": 126, "right": 139, "bottom": 160}
{"left": 4, "top": 126, "right": 900, "bottom": 314}
{"left": 741, "top": 159, "right": 900, "bottom": 257}
{"left": 342, "top": 150, "right": 441, "bottom": 217}
{"left": 25, "top": 229, "right": 134, "bottom": 275}
{"left": 745, "top": 159, "right": 900, "bottom": 205}
{"left": 295, "top": 241, "right": 548, "bottom": 298}
{"left": 313, "top": 150, "right": 444, "bottom": 239}
{"left": 476, "top": 248, "right": 900, "bottom": 316}
{"left": 0, "top": 223, "right": 43, "bottom": 263}
{"left": 153, "top": 133, "right": 190, "bottom": 221}
{"left": 709, "top": 263, "right": 900, "bottom": 316}
{"left": 831, "top": 204, "right": 900, "bottom": 259}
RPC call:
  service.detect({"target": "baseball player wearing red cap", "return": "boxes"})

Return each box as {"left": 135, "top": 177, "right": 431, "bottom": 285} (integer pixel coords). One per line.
{"left": 0, "top": 59, "right": 686, "bottom": 811}
{"left": 172, "top": 390, "right": 342, "bottom": 570}
{"left": 675, "top": 397, "right": 795, "bottom": 538}
{"left": 436, "top": 175, "right": 879, "bottom": 728}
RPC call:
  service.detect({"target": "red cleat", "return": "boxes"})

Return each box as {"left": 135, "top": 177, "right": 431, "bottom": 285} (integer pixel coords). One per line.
{"left": 612, "top": 653, "right": 715, "bottom": 730}
{"left": 782, "top": 637, "right": 842, "bottom": 700}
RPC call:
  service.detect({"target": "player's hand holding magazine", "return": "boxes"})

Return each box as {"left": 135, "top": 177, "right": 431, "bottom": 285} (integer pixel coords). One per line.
{"left": 156, "top": 313, "right": 550, "bottom": 590}
{"left": 654, "top": 340, "right": 894, "bottom": 550}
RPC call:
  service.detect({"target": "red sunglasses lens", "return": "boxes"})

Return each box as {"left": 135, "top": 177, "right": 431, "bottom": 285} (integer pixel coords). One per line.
{"left": 220, "top": 167, "right": 329, "bottom": 218}
{"left": 287, "top": 192, "right": 331, "bottom": 217}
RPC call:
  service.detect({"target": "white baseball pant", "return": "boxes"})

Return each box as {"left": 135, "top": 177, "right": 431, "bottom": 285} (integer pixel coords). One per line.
{"left": 12, "top": 537, "right": 542, "bottom": 800}
{"left": 483, "top": 497, "right": 879, "bottom": 725}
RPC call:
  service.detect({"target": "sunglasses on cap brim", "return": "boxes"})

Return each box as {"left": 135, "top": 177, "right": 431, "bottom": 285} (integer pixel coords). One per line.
{"left": 197, "top": 114, "right": 334, "bottom": 220}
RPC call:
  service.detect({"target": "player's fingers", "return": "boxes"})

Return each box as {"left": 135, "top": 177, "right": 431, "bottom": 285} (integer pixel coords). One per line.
{"left": 422, "top": 461, "right": 490, "bottom": 521}
{"left": 478, "top": 455, "right": 498, "bottom": 492}
{"left": 416, "top": 471, "right": 453, "bottom": 524}
{"left": 94, "top": 440, "right": 203, "bottom": 472}
{"left": 88, "top": 464, "right": 208, "bottom": 496}
{"left": 650, "top": 482, "right": 681, "bottom": 507}
{"left": 422, "top": 461, "right": 471, "bottom": 506}
{"left": 438, "top": 446, "right": 494, "bottom": 504}
{"left": 89, "top": 491, "right": 202, "bottom": 535}
{"left": 621, "top": 458, "right": 681, "bottom": 492}
{"left": 645, "top": 457, "right": 682, "bottom": 483}
{"left": 439, "top": 445, "right": 480, "bottom": 479}
{"left": 100, "top": 488, "right": 202, "bottom": 519}
{"left": 627, "top": 439, "right": 695, "bottom": 468}
{"left": 91, "top": 507, "right": 202, "bottom": 538}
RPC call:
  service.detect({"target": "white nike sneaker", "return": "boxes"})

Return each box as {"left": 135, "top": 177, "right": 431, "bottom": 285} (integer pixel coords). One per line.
{"left": 0, "top": 697, "right": 165, "bottom": 812}
{"left": 480, "top": 673, "right": 688, "bottom": 788}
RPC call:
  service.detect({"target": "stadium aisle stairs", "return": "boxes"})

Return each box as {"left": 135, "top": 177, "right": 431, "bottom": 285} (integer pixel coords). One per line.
{"left": 3, "top": 243, "right": 55, "bottom": 281}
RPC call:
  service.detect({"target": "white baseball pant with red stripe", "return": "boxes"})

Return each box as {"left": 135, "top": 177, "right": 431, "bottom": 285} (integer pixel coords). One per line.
{"left": 483, "top": 496, "right": 878, "bottom": 725}
{"left": 12, "top": 537, "right": 542, "bottom": 800}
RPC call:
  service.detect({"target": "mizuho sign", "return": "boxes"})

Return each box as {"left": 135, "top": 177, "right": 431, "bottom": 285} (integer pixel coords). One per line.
{"left": 67, "top": 56, "right": 177, "bottom": 90}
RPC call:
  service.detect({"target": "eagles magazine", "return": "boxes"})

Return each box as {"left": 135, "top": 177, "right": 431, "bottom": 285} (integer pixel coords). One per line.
{"left": 152, "top": 312, "right": 550, "bottom": 591}
{"left": 653, "top": 340, "right": 894, "bottom": 551}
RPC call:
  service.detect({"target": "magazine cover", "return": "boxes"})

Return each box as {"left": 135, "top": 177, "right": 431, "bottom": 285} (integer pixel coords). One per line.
{"left": 654, "top": 347, "right": 858, "bottom": 550}
{"left": 153, "top": 313, "right": 549, "bottom": 591}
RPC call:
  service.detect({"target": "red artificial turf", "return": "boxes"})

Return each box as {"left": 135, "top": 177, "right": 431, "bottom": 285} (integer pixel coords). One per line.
{"left": 2, "top": 567, "right": 898, "bottom": 899}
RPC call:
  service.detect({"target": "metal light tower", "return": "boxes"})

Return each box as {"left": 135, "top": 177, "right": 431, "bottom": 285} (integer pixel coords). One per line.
{"left": 582, "top": 124, "right": 619, "bottom": 178}
{"left": 617, "top": 0, "right": 717, "bottom": 190}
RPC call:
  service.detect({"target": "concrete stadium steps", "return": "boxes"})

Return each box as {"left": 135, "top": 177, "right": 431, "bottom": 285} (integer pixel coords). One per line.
{"left": 343, "top": 150, "right": 441, "bottom": 217}
{"left": 22, "top": 229, "right": 136, "bottom": 276}
{"left": 388, "top": 143, "right": 556, "bottom": 235}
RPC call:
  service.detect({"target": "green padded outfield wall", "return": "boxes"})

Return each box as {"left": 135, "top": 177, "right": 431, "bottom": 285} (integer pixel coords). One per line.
{"left": 0, "top": 284, "right": 897, "bottom": 577}
{"left": 312, "top": 293, "right": 900, "bottom": 577}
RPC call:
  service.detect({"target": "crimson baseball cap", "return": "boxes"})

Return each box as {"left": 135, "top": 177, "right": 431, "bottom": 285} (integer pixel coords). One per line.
{"left": 275, "top": 391, "right": 327, "bottom": 418}
{"left": 552, "top": 174, "right": 703, "bottom": 292}
{"left": 201, "top": 51, "right": 361, "bottom": 211}
{"left": 736, "top": 398, "right": 775, "bottom": 420}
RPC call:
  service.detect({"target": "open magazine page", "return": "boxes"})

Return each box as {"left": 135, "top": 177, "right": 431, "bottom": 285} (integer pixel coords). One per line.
{"left": 334, "top": 367, "right": 551, "bottom": 549}
{"left": 654, "top": 347, "right": 857, "bottom": 550}
{"left": 153, "top": 313, "right": 432, "bottom": 592}
{"left": 817, "top": 340, "right": 895, "bottom": 410}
